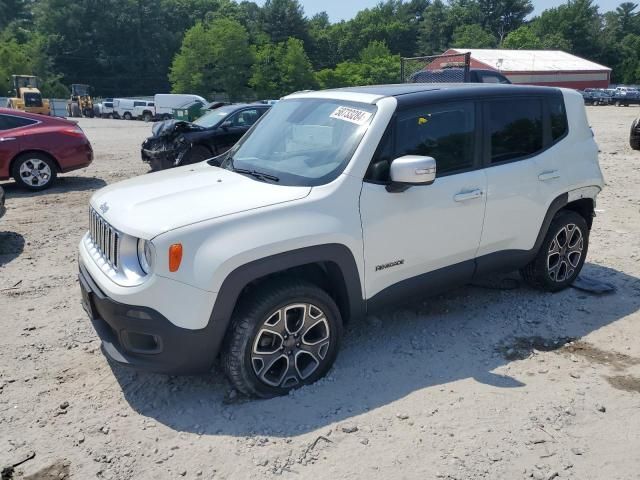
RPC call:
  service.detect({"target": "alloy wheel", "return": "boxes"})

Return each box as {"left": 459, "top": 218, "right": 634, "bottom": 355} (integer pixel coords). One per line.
{"left": 547, "top": 223, "right": 584, "bottom": 283}
{"left": 251, "top": 303, "right": 331, "bottom": 389}
{"left": 19, "top": 159, "right": 52, "bottom": 188}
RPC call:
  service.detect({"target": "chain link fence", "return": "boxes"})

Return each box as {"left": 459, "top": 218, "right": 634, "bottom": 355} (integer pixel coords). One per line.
{"left": 401, "top": 52, "right": 471, "bottom": 83}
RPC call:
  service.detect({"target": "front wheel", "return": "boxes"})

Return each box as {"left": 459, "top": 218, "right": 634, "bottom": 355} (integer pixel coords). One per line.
{"left": 520, "top": 210, "right": 589, "bottom": 292}
{"left": 221, "top": 281, "right": 343, "bottom": 398}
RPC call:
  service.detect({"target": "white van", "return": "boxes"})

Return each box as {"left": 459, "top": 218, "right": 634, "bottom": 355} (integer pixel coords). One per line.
{"left": 154, "top": 94, "right": 207, "bottom": 120}
{"left": 113, "top": 98, "right": 136, "bottom": 120}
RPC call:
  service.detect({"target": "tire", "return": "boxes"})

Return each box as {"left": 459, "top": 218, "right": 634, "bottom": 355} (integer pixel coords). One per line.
{"left": 12, "top": 153, "right": 58, "bottom": 191}
{"left": 520, "top": 210, "right": 589, "bottom": 292}
{"left": 179, "top": 145, "right": 213, "bottom": 166}
{"left": 630, "top": 120, "right": 640, "bottom": 150}
{"left": 221, "top": 280, "right": 343, "bottom": 398}
{"left": 615, "top": 100, "right": 621, "bottom": 107}
{"left": 142, "top": 112, "right": 152, "bottom": 123}
{"left": 123, "top": 112, "right": 132, "bottom": 120}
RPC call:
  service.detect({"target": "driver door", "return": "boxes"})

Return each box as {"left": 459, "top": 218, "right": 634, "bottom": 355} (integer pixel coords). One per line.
{"left": 360, "top": 100, "right": 487, "bottom": 301}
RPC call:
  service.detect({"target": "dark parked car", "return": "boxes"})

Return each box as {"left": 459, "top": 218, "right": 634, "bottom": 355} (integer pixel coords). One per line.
{"left": 581, "top": 90, "right": 613, "bottom": 106}
{"left": 409, "top": 68, "right": 511, "bottom": 84}
{"left": 630, "top": 116, "right": 640, "bottom": 150}
{"left": 141, "top": 104, "right": 271, "bottom": 171}
{"left": 0, "top": 108, "right": 93, "bottom": 190}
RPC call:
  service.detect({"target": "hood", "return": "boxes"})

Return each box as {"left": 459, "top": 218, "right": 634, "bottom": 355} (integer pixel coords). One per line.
{"left": 90, "top": 164, "right": 311, "bottom": 239}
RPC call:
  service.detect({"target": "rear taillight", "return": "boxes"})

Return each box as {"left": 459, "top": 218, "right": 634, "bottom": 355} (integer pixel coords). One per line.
{"left": 60, "top": 126, "right": 85, "bottom": 138}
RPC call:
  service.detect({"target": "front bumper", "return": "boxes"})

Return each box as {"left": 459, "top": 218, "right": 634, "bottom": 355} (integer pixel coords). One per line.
{"left": 79, "top": 263, "right": 219, "bottom": 374}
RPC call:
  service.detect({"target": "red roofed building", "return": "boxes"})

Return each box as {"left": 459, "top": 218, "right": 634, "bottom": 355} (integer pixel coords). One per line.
{"left": 442, "top": 48, "right": 611, "bottom": 89}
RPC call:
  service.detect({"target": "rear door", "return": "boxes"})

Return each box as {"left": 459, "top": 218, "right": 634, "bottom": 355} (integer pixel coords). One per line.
{"left": 476, "top": 95, "right": 561, "bottom": 268}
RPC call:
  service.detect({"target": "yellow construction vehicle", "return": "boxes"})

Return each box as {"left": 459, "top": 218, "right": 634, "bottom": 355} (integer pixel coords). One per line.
{"left": 6, "top": 75, "right": 50, "bottom": 115}
{"left": 67, "top": 84, "right": 95, "bottom": 117}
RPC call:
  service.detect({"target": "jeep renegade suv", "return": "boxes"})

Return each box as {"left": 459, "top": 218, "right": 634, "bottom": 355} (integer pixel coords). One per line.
{"left": 78, "top": 84, "right": 603, "bottom": 398}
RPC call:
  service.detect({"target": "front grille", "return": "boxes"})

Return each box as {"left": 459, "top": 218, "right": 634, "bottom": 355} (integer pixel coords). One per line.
{"left": 89, "top": 208, "right": 119, "bottom": 268}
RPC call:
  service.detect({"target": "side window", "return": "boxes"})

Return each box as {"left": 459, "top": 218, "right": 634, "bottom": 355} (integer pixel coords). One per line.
{"left": 480, "top": 73, "right": 501, "bottom": 84}
{"left": 488, "top": 98, "right": 543, "bottom": 163}
{"left": 134, "top": 101, "right": 145, "bottom": 107}
{"left": 230, "top": 109, "right": 261, "bottom": 127}
{"left": 549, "top": 95, "right": 568, "bottom": 142}
{"left": 395, "top": 101, "right": 476, "bottom": 175}
{"left": 0, "top": 114, "right": 36, "bottom": 130}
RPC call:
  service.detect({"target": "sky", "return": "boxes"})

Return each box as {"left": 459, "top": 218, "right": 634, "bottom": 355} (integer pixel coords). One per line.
{"left": 254, "top": 1, "right": 623, "bottom": 22}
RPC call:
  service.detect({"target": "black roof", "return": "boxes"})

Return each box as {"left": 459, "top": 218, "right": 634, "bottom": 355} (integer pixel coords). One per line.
{"left": 329, "top": 83, "right": 563, "bottom": 110}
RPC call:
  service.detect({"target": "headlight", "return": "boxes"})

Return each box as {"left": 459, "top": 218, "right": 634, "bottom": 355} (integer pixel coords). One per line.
{"left": 137, "top": 239, "right": 155, "bottom": 274}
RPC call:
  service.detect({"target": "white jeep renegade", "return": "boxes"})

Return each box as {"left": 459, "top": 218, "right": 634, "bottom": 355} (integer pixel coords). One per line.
{"left": 79, "top": 84, "right": 604, "bottom": 398}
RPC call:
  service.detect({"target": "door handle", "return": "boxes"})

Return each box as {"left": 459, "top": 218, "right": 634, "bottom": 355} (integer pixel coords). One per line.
{"left": 538, "top": 170, "right": 560, "bottom": 181}
{"left": 0, "top": 137, "right": 16, "bottom": 142}
{"left": 454, "top": 189, "right": 483, "bottom": 202}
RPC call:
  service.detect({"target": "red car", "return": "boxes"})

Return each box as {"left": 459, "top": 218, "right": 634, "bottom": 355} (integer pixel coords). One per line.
{"left": 0, "top": 108, "right": 93, "bottom": 190}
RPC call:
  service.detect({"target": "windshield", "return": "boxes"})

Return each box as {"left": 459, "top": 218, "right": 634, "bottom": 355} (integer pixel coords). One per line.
{"left": 218, "top": 99, "right": 376, "bottom": 186}
{"left": 193, "top": 105, "right": 238, "bottom": 128}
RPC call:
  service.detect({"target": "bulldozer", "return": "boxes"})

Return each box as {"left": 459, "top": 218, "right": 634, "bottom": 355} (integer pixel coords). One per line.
{"left": 67, "top": 84, "right": 94, "bottom": 117}
{"left": 6, "top": 75, "right": 51, "bottom": 115}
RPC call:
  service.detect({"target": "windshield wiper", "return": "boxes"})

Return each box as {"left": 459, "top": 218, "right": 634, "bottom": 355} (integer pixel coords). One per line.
{"left": 233, "top": 167, "right": 280, "bottom": 183}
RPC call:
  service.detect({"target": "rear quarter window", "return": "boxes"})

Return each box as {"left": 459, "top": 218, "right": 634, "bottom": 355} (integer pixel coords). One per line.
{"left": 549, "top": 95, "right": 568, "bottom": 142}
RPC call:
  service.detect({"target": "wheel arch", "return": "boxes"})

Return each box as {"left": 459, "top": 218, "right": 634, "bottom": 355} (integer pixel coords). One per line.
{"left": 207, "top": 244, "right": 364, "bottom": 361}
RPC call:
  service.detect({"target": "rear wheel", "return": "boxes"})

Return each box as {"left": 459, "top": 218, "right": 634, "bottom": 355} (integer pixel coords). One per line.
{"left": 142, "top": 112, "right": 153, "bottom": 122}
{"left": 12, "top": 153, "right": 57, "bottom": 191}
{"left": 520, "top": 210, "right": 589, "bottom": 292}
{"left": 123, "top": 112, "right": 132, "bottom": 120}
{"left": 222, "top": 281, "right": 343, "bottom": 398}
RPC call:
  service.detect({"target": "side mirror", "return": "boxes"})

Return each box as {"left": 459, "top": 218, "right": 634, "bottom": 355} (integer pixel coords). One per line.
{"left": 387, "top": 155, "right": 436, "bottom": 193}
{"left": 221, "top": 121, "right": 232, "bottom": 129}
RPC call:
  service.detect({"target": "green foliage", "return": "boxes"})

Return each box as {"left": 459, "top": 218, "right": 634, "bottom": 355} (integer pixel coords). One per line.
{"left": 502, "top": 25, "right": 542, "bottom": 49}
{"left": 316, "top": 41, "right": 400, "bottom": 89}
{"left": 250, "top": 38, "right": 316, "bottom": 98}
{"left": 170, "top": 18, "right": 253, "bottom": 101}
{"left": 452, "top": 24, "right": 498, "bottom": 48}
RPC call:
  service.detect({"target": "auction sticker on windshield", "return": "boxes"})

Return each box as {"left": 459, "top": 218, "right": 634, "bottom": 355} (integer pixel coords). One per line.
{"left": 330, "top": 106, "right": 372, "bottom": 125}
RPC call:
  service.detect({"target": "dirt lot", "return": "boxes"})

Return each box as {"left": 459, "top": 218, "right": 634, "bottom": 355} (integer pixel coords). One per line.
{"left": 1, "top": 108, "right": 640, "bottom": 480}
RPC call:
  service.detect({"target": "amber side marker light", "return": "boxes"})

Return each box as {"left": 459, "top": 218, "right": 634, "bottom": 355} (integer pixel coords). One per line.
{"left": 169, "top": 244, "right": 183, "bottom": 272}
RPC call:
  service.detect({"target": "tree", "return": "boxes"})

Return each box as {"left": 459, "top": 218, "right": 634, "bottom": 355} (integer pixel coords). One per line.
{"left": 250, "top": 38, "right": 316, "bottom": 98}
{"left": 259, "top": 0, "right": 308, "bottom": 44}
{"left": 0, "top": 0, "right": 30, "bottom": 30}
{"left": 476, "top": 0, "right": 534, "bottom": 43}
{"left": 532, "top": 0, "right": 602, "bottom": 60}
{"left": 316, "top": 41, "right": 400, "bottom": 89}
{"left": 502, "top": 25, "right": 542, "bottom": 49}
{"left": 417, "top": 0, "right": 450, "bottom": 55}
{"left": 452, "top": 24, "right": 497, "bottom": 48}
{"left": 170, "top": 18, "right": 253, "bottom": 101}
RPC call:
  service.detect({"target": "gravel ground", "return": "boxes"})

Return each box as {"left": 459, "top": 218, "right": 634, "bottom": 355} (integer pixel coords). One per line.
{"left": 1, "top": 108, "right": 639, "bottom": 480}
